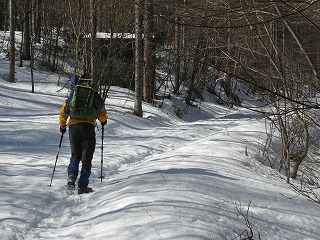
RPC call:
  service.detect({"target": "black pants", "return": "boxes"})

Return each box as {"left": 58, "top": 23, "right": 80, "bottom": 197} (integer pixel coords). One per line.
{"left": 69, "top": 123, "right": 96, "bottom": 171}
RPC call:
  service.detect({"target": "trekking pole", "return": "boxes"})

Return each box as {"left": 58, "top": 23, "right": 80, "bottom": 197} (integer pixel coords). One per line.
{"left": 48, "top": 133, "right": 64, "bottom": 187}
{"left": 100, "top": 125, "right": 105, "bottom": 182}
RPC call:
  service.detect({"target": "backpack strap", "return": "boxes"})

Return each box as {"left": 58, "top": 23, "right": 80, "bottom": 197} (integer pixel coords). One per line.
{"left": 64, "top": 89, "right": 74, "bottom": 115}
{"left": 70, "top": 76, "right": 78, "bottom": 88}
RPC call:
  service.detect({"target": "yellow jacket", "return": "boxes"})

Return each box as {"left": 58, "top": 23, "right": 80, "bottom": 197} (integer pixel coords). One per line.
{"left": 59, "top": 101, "right": 107, "bottom": 127}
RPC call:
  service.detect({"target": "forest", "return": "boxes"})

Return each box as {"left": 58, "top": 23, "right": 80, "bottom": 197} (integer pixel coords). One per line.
{"left": 1, "top": 0, "right": 320, "bottom": 200}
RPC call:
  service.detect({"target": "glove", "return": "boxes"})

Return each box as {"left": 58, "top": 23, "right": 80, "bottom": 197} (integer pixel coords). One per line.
{"left": 60, "top": 125, "right": 66, "bottom": 134}
{"left": 101, "top": 121, "right": 107, "bottom": 126}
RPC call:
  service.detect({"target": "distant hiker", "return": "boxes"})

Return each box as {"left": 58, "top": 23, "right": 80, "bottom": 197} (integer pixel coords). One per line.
{"left": 59, "top": 73, "right": 107, "bottom": 194}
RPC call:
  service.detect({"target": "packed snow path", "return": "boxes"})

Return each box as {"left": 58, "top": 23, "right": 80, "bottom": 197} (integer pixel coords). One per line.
{"left": 1, "top": 78, "right": 320, "bottom": 240}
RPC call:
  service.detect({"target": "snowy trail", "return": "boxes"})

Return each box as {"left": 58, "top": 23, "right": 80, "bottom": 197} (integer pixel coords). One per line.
{"left": 1, "top": 78, "right": 320, "bottom": 240}
{"left": 0, "top": 89, "right": 249, "bottom": 239}
{"left": 21, "top": 118, "right": 251, "bottom": 240}
{"left": 23, "top": 117, "right": 319, "bottom": 240}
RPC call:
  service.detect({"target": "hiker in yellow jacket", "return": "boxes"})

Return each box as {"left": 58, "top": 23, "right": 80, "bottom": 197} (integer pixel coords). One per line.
{"left": 59, "top": 73, "right": 107, "bottom": 194}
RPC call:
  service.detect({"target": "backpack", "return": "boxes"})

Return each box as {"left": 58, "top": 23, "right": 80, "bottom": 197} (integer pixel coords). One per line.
{"left": 65, "top": 76, "right": 104, "bottom": 121}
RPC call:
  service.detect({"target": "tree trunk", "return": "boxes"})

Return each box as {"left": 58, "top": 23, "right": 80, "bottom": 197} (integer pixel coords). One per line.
{"left": 21, "top": 1, "right": 31, "bottom": 61}
{"left": 9, "top": 0, "right": 15, "bottom": 83}
{"left": 143, "top": 0, "right": 154, "bottom": 103}
{"left": 174, "top": 13, "right": 181, "bottom": 95}
{"left": 90, "top": 0, "right": 98, "bottom": 85}
{"left": 133, "top": 0, "right": 143, "bottom": 117}
{"left": 185, "top": 39, "right": 203, "bottom": 105}
{"left": 290, "top": 114, "right": 309, "bottom": 179}
{"left": 30, "top": 12, "right": 35, "bottom": 93}
{"left": 34, "top": 0, "right": 42, "bottom": 44}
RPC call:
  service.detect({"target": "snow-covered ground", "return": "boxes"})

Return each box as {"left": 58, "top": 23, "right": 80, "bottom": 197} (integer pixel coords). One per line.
{"left": 1, "top": 39, "right": 320, "bottom": 240}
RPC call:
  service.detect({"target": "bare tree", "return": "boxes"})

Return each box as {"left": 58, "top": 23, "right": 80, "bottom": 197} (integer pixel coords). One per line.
{"left": 0, "top": 0, "right": 7, "bottom": 30}
{"left": 173, "top": 4, "right": 182, "bottom": 96}
{"left": 21, "top": 0, "right": 31, "bottom": 61}
{"left": 90, "top": 0, "right": 98, "bottom": 85}
{"left": 133, "top": 0, "right": 143, "bottom": 117}
{"left": 148, "top": 0, "right": 320, "bottom": 180}
{"left": 143, "top": 0, "right": 155, "bottom": 103}
{"left": 34, "top": 0, "right": 42, "bottom": 44}
{"left": 9, "top": 0, "right": 15, "bottom": 83}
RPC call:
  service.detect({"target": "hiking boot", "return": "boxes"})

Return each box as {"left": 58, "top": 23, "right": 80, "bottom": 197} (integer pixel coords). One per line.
{"left": 67, "top": 174, "right": 76, "bottom": 190}
{"left": 78, "top": 187, "right": 93, "bottom": 195}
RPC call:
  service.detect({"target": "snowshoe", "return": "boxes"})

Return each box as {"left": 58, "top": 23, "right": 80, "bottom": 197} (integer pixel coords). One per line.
{"left": 78, "top": 187, "right": 94, "bottom": 195}
{"left": 67, "top": 174, "right": 76, "bottom": 190}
